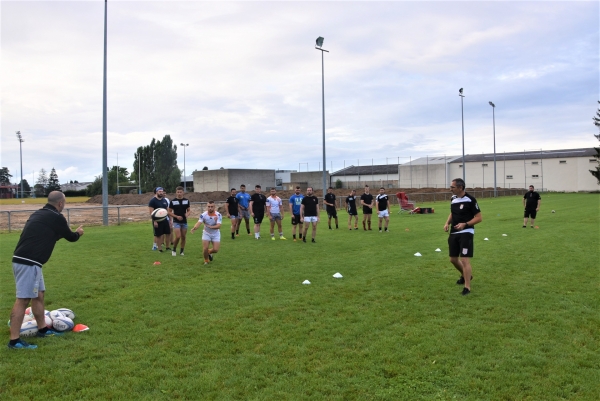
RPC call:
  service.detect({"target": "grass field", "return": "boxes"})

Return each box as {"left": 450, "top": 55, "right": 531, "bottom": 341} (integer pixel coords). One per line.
{"left": 0, "top": 196, "right": 90, "bottom": 206}
{"left": 1, "top": 193, "right": 598, "bottom": 400}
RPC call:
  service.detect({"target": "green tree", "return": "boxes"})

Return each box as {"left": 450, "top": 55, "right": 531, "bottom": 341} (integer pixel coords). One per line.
{"left": 87, "top": 166, "right": 131, "bottom": 196}
{"left": 132, "top": 135, "right": 181, "bottom": 193}
{"left": 18, "top": 179, "right": 31, "bottom": 196}
{"left": 0, "top": 167, "right": 12, "bottom": 185}
{"left": 34, "top": 168, "right": 48, "bottom": 196}
{"left": 591, "top": 101, "right": 600, "bottom": 185}
{"left": 202, "top": 166, "right": 208, "bottom": 170}
{"left": 47, "top": 168, "right": 61, "bottom": 192}
{"left": 335, "top": 179, "right": 343, "bottom": 189}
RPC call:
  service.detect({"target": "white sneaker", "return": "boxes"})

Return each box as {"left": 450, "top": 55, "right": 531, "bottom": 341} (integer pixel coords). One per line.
{"left": 152, "top": 245, "right": 158, "bottom": 251}
{"left": 180, "top": 251, "right": 184, "bottom": 256}
{"left": 172, "top": 251, "right": 176, "bottom": 256}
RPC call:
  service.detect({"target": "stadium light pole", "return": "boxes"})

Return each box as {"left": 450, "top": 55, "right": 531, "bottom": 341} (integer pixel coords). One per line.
{"left": 101, "top": 0, "right": 108, "bottom": 225}
{"left": 315, "top": 36, "right": 329, "bottom": 199}
{"left": 489, "top": 101, "right": 497, "bottom": 197}
{"left": 459, "top": 88, "right": 465, "bottom": 183}
{"left": 180, "top": 143, "right": 189, "bottom": 192}
{"left": 16, "top": 131, "right": 24, "bottom": 198}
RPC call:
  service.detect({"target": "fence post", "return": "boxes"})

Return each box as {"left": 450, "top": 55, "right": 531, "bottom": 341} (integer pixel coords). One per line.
{"left": 8, "top": 211, "right": 11, "bottom": 233}
{"left": 118, "top": 206, "right": 121, "bottom": 225}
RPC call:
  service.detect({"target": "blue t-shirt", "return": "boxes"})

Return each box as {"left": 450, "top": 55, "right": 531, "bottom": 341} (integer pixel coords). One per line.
{"left": 149, "top": 196, "right": 169, "bottom": 211}
{"left": 289, "top": 194, "right": 304, "bottom": 215}
{"left": 236, "top": 192, "right": 251, "bottom": 209}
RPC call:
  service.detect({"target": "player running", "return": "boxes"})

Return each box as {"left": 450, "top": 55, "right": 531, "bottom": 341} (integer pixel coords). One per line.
{"left": 289, "top": 186, "right": 304, "bottom": 241}
{"left": 168, "top": 186, "right": 191, "bottom": 256}
{"left": 375, "top": 187, "right": 390, "bottom": 232}
{"left": 235, "top": 184, "right": 252, "bottom": 235}
{"left": 225, "top": 188, "right": 239, "bottom": 240}
{"left": 191, "top": 201, "right": 222, "bottom": 265}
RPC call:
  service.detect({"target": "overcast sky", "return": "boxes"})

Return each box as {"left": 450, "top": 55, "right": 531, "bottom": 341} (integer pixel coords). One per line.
{"left": 1, "top": 0, "right": 598, "bottom": 184}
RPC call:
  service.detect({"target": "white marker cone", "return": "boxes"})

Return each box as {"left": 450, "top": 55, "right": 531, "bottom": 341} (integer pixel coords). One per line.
{"left": 484, "top": 238, "right": 489, "bottom": 241}
{"left": 302, "top": 280, "right": 311, "bottom": 285}
{"left": 333, "top": 273, "right": 343, "bottom": 278}
{"left": 502, "top": 234, "right": 507, "bottom": 236}
{"left": 435, "top": 248, "right": 441, "bottom": 252}
{"left": 414, "top": 252, "right": 422, "bottom": 257}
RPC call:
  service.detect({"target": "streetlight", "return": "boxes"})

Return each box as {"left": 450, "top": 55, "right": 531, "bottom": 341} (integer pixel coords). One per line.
{"left": 315, "top": 36, "right": 329, "bottom": 199}
{"left": 16, "top": 131, "right": 24, "bottom": 198}
{"left": 459, "top": 88, "right": 465, "bottom": 182}
{"left": 489, "top": 101, "right": 497, "bottom": 197}
{"left": 180, "top": 143, "right": 189, "bottom": 192}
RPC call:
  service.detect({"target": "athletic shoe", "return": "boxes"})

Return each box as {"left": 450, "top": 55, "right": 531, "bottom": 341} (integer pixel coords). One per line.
{"left": 456, "top": 276, "right": 473, "bottom": 285}
{"left": 36, "top": 329, "right": 64, "bottom": 338}
{"left": 204, "top": 261, "right": 209, "bottom": 265}
{"left": 522, "top": 226, "right": 526, "bottom": 228}
{"left": 279, "top": 236, "right": 287, "bottom": 240}
{"left": 461, "top": 288, "right": 471, "bottom": 296}
{"left": 236, "top": 234, "right": 240, "bottom": 237}
{"left": 368, "top": 228, "right": 372, "bottom": 231}
{"left": 180, "top": 252, "right": 184, "bottom": 256}
{"left": 302, "top": 238, "right": 306, "bottom": 243}
{"left": 152, "top": 245, "right": 158, "bottom": 251}
{"left": 271, "top": 237, "right": 276, "bottom": 241}
{"left": 7, "top": 339, "right": 37, "bottom": 349}
{"left": 354, "top": 227, "right": 358, "bottom": 230}
{"left": 208, "top": 254, "right": 213, "bottom": 262}
{"left": 379, "top": 230, "right": 382, "bottom": 232}
{"left": 166, "top": 247, "right": 171, "bottom": 251}
{"left": 172, "top": 251, "right": 176, "bottom": 257}
{"left": 311, "top": 239, "right": 316, "bottom": 243}
{"left": 329, "top": 226, "right": 332, "bottom": 230}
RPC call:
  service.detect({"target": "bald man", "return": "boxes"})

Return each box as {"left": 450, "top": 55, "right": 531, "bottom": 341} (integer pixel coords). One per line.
{"left": 8, "top": 191, "right": 84, "bottom": 349}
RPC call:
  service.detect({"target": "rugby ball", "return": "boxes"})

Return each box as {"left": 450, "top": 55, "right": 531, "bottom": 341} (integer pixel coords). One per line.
{"left": 49, "top": 310, "right": 66, "bottom": 321}
{"left": 20, "top": 321, "right": 38, "bottom": 337}
{"left": 151, "top": 208, "right": 168, "bottom": 222}
{"left": 23, "top": 314, "right": 36, "bottom": 323}
{"left": 57, "top": 308, "right": 75, "bottom": 320}
{"left": 52, "top": 316, "right": 74, "bottom": 332}
{"left": 45, "top": 315, "right": 53, "bottom": 328}
{"left": 25, "top": 307, "right": 33, "bottom": 315}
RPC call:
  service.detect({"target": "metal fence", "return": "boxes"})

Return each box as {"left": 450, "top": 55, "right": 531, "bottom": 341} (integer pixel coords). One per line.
{"left": 0, "top": 189, "right": 526, "bottom": 232}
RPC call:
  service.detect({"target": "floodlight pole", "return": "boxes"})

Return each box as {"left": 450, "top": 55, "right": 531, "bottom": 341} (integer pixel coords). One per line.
{"left": 459, "top": 88, "right": 465, "bottom": 183}
{"left": 315, "top": 37, "right": 329, "bottom": 200}
{"left": 16, "top": 131, "right": 24, "bottom": 198}
{"left": 180, "top": 143, "right": 189, "bottom": 192}
{"left": 101, "top": 0, "right": 108, "bottom": 225}
{"left": 489, "top": 101, "right": 497, "bottom": 197}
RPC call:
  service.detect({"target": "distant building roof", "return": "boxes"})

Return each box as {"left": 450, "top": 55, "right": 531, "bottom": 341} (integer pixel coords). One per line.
{"left": 451, "top": 148, "right": 596, "bottom": 163}
{"left": 332, "top": 164, "right": 399, "bottom": 176}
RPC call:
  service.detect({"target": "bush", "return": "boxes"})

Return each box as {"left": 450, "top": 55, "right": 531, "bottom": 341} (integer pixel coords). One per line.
{"left": 335, "top": 179, "right": 343, "bottom": 189}
{"left": 64, "top": 189, "right": 88, "bottom": 197}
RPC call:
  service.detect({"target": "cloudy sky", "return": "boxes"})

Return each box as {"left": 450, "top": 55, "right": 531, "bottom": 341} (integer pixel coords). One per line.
{"left": 1, "top": 0, "right": 598, "bottom": 184}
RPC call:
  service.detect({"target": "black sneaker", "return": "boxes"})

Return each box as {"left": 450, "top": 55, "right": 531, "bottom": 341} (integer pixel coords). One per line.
{"left": 8, "top": 339, "right": 37, "bottom": 349}
{"left": 208, "top": 254, "right": 213, "bottom": 262}
{"left": 461, "top": 288, "right": 471, "bottom": 296}
{"left": 302, "top": 238, "right": 306, "bottom": 243}
{"left": 311, "top": 239, "right": 316, "bottom": 243}
{"left": 166, "top": 247, "right": 171, "bottom": 251}
{"left": 456, "top": 276, "right": 473, "bottom": 285}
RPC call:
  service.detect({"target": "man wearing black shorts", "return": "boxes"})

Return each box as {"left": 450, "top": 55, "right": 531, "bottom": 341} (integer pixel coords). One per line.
{"left": 324, "top": 187, "right": 338, "bottom": 229}
{"left": 168, "top": 186, "right": 190, "bottom": 256}
{"left": 360, "top": 185, "right": 374, "bottom": 231}
{"left": 346, "top": 189, "right": 358, "bottom": 230}
{"left": 300, "top": 187, "right": 320, "bottom": 243}
{"left": 522, "top": 185, "right": 541, "bottom": 228}
{"left": 249, "top": 185, "right": 267, "bottom": 240}
{"left": 226, "top": 188, "right": 239, "bottom": 240}
{"left": 444, "top": 178, "right": 482, "bottom": 296}
{"left": 148, "top": 187, "right": 171, "bottom": 252}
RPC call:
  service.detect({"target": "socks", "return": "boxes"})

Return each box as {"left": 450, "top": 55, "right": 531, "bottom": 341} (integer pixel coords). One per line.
{"left": 293, "top": 234, "right": 296, "bottom": 239}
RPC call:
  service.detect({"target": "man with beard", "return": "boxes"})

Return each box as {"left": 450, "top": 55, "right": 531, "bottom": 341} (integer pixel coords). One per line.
{"left": 148, "top": 187, "right": 171, "bottom": 252}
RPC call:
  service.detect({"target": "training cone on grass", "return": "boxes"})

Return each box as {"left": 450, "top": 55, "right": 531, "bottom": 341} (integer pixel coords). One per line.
{"left": 302, "top": 280, "right": 311, "bottom": 285}
{"left": 333, "top": 273, "right": 343, "bottom": 278}
{"left": 153, "top": 261, "right": 161, "bottom": 265}
{"left": 502, "top": 234, "right": 508, "bottom": 236}
{"left": 484, "top": 238, "right": 489, "bottom": 241}
{"left": 73, "top": 324, "right": 89, "bottom": 332}
{"left": 414, "top": 252, "right": 422, "bottom": 257}
{"left": 435, "top": 248, "right": 441, "bottom": 252}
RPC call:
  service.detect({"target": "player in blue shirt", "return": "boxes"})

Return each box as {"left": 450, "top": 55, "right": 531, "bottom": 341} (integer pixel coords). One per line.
{"left": 288, "top": 186, "right": 304, "bottom": 241}
{"left": 235, "top": 184, "right": 252, "bottom": 235}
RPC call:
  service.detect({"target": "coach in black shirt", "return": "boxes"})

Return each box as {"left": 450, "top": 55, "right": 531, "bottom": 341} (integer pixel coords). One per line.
{"left": 300, "top": 187, "right": 320, "bottom": 243}
{"left": 444, "top": 178, "right": 482, "bottom": 296}
{"left": 522, "top": 185, "right": 541, "bottom": 228}
{"left": 9, "top": 191, "right": 84, "bottom": 349}
{"left": 249, "top": 185, "right": 267, "bottom": 239}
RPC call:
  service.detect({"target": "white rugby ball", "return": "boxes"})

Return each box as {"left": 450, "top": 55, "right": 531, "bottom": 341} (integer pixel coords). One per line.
{"left": 49, "top": 310, "right": 66, "bottom": 321}
{"left": 56, "top": 308, "right": 75, "bottom": 320}
{"left": 23, "top": 314, "right": 36, "bottom": 323}
{"left": 52, "top": 316, "right": 74, "bottom": 332}
{"left": 20, "top": 321, "right": 38, "bottom": 337}
{"left": 151, "top": 208, "right": 168, "bottom": 222}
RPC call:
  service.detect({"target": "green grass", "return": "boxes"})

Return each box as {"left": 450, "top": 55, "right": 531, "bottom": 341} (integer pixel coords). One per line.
{"left": 1, "top": 193, "right": 598, "bottom": 400}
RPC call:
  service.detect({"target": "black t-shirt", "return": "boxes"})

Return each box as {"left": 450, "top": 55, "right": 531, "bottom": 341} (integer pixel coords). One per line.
{"left": 360, "top": 193, "right": 373, "bottom": 207}
{"left": 168, "top": 198, "right": 190, "bottom": 224}
{"left": 450, "top": 193, "right": 481, "bottom": 234}
{"left": 149, "top": 196, "right": 169, "bottom": 211}
{"left": 226, "top": 196, "right": 239, "bottom": 215}
{"left": 523, "top": 191, "right": 541, "bottom": 209}
{"left": 301, "top": 196, "right": 319, "bottom": 217}
{"left": 250, "top": 193, "right": 267, "bottom": 215}
{"left": 346, "top": 195, "right": 357, "bottom": 212}
{"left": 376, "top": 194, "right": 389, "bottom": 211}
{"left": 324, "top": 193, "right": 336, "bottom": 210}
